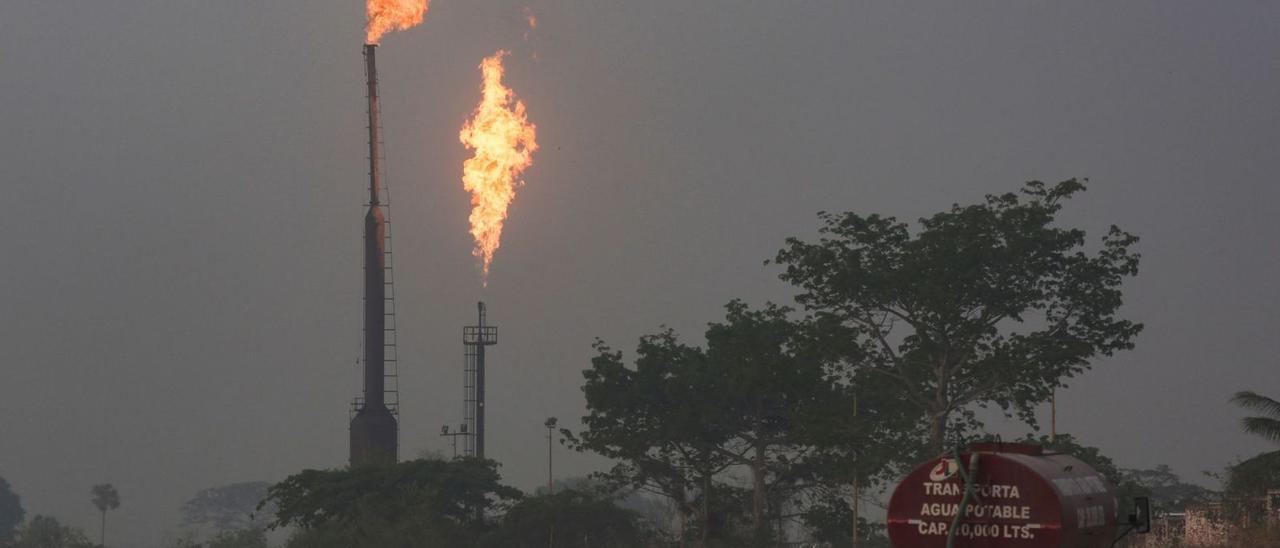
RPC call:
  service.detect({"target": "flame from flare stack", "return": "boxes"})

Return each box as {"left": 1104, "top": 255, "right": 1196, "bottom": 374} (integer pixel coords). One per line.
{"left": 366, "top": 0, "right": 430, "bottom": 44}
{"left": 459, "top": 51, "right": 538, "bottom": 284}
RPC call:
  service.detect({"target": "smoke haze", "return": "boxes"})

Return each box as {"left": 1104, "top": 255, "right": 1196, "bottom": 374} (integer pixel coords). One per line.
{"left": 0, "top": 1, "right": 1277, "bottom": 546}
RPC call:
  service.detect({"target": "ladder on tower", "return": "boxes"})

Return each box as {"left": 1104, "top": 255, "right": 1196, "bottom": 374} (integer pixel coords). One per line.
{"left": 378, "top": 125, "right": 400, "bottom": 451}
{"left": 463, "top": 337, "right": 477, "bottom": 457}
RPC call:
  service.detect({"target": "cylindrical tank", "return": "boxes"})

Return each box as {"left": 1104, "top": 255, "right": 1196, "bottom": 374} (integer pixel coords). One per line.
{"left": 887, "top": 442, "right": 1118, "bottom": 548}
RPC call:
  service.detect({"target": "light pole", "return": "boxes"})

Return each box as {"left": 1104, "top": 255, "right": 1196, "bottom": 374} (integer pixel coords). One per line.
{"left": 545, "top": 417, "right": 558, "bottom": 494}
{"left": 1050, "top": 389, "right": 1057, "bottom": 443}
{"left": 851, "top": 394, "right": 859, "bottom": 548}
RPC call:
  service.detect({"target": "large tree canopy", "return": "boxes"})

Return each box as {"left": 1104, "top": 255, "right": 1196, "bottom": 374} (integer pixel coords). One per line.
{"left": 569, "top": 301, "right": 916, "bottom": 546}
{"left": 16, "top": 516, "right": 91, "bottom": 548}
{"left": 181, "top": 481, "right": 271, "bottom": 533}
{"left": 1008, "top": 434, "right": 1214, "bottom": 514}
{"left": 567, "top": 327, "right": 741, "bottom": 543}
{"left": 205, "top": 528, "right": 269, "bottom": 548}
{"left": 485, "top": 489, "right": 649, "bottom": 548}
{"left": 1222, "top": 450, "right": 1280, "bottom": 520}
{"left": 774, "top": 179, "right": 1142, "bottom": 450}
{"left": 0, "top": 476, "right": 22, "bottom": 546}
{"left": 263, "top": 457, "right": 520, "bottom": 543}
{"left": 89, "top": 485, "right": 120, "bottom": 514}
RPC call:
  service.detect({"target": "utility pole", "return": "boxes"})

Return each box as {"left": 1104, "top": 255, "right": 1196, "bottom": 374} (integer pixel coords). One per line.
{"left": 1050, "top": 389, "right": 1057, "bottom": 443}
{"left": 545, "top": 417, "right": 559, "bottom": 548}
{"left": 851, "top": 393, "right": 859, "bottom": 548}
{"left": 545, "top": 417, "right": 558, "bottom": 494}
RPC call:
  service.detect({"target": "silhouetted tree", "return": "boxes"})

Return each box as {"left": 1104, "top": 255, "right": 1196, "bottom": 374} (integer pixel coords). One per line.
{"left": 89, "top": 484, "right": 120, "bottom": 548}
{"left": 264, "top": 458, "right": 520, "bottom": 547}
{"left": 1008, "top": 434, "right": 1216, "bottom": 515}
{"left": 565, "top": 329, "right": 736, "bottom": 545}
{"left": 774, "top": 179, "right": 1142, "bottom": 451}
{"left": 1231, "top": 391, "right": 1280, "bottom": 444}
{"left": 1123, "top": 464, "right": 1217, "bottom": 514}
{"left": 205, "top": 528, "right": 268, "bottom": 548}
{"left": 181, "top": 482, "right": 271, "bottom": 533}
{"left": 0, "top": 476, "right": 23, "bottom": 547}
{"left": 16, "top": 516, "right": 91, "bottom": 548}
{"left": 700, "top": 301, "right": 834, "bottom": 543}
{"left": 801, "top": 494, "right": 890, "bottom": 548}
{"left": 1221, "top": 450, "right": 1280, "bottom": 521}
{"left": 794, "top": 327, "right": 927, "bottom": 548}
{"left": 1013, "top": 434, "right": 1131, "bottom": 487}
{"left": 160, "top": 532, "right": 200, "bottom": 548}
{"left": 571, "top": 301, "right": 915, "bottom": 546}
{"left": 485, "top": 489, "right": 649, "bottom": 548}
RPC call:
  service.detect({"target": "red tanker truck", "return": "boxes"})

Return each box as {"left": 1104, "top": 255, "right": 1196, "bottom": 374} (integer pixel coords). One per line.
{"left": 886, "top": 442, "right": 1150, "bottom": 548}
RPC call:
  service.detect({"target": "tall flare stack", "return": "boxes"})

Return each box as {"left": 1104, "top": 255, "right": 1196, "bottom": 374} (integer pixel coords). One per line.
{"left": 350, "top": 44, "right": 398, "bottom": 466}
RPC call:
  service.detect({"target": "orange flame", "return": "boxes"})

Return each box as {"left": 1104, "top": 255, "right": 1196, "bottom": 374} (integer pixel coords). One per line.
{"left": 366, "top": 0, "right": 430, "bottom": 44}
{"left": 459, "top": 51, "right": 538, "bottom": 284}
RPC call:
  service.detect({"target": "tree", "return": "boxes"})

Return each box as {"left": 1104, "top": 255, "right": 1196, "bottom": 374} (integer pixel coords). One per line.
{"left": 1122, "top": 464, "right": 1216, "bottom": 514}
{"left": 570, "top": 302, "right": 913, "bottom": 546}
{"left": 535, "top": 476, "right": 678, "bottom": 540}
{"left": 565, "top": 330, "right": 737, "bottom": 545}
{"left": 89, "top": 484, "right": 120, "bottom": 548}
{"left": 263, "top": 458, "right": 521, "bottom": 547}
{"left": 1012, "top": 434, "right": 1217, "bottom": 516}
{"left": 0, "top": 476, "right": 23, "bottom": 547}
{"left": 1013, "top": 434, "right": 1130, "bottom": 487}
{"left": 800, "top": 494, "right": 890, "bottom": 548}
{"left": 205, "top": 528, "right": 268, "bottom": 548}
{"left": 794, "top": 324, "right": 929, "bottom": 548}
{"left": 181, "top": 482, "right": 272, "bottom": 533}
{"left": 485, "top": 489, "right": 650, "bottom": 548}
{"left": 773, "top": 179, "right": 1142, "bottom": 451}
{"left": 161, "top": 532, "right": 201, "bottom": 548}
{"left": 16, "top": 516, "right": 91, "bottom": 548}
{"left": 1221, "top": 450, "right": 1280, "bottom": 521}
{"left": 1012, "top": 434, "right": 1211, "bottom": 514}
{"left": 701, "top": 300, "right": 836, "bottom": 543}
{"left": 1231, "top": 391, "right": 1280, "bottom": 444}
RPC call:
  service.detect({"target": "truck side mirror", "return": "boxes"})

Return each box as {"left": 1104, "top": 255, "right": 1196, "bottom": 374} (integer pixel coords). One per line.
{"left": 1128, "top": 497, "right": 1151, "bottom": 534}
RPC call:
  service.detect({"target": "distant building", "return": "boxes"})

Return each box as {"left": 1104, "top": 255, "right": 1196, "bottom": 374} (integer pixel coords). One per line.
{"left": 1182, "top": 504, "right": 1230, "bottom": 546}
{"left": 1134, "top": 511, "right": 1185, "bottom": 547}
{"left": 1133, "top": 494, "right": 1280, "bottom": 547}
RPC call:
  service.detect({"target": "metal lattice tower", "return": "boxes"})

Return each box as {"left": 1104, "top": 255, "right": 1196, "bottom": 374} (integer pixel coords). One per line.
{"left": 463, "top": 302, "right": 497, "bottom": 458}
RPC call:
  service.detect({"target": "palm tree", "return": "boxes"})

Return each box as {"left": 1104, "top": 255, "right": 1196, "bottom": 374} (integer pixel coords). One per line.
{"left": 90, "top": 483, "right": 120, "bottom": 547}
{"left": 1231, "top": 391, "right": 1280, "bottom": 444}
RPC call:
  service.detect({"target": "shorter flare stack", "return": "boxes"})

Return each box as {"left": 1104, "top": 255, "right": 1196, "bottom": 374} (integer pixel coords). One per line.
{"left": 463, "top": 302, "right": 497, "bottom": 459}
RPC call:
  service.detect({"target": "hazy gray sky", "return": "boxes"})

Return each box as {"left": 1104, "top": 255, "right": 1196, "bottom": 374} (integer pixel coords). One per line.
{"left": 1, "top": 1, "right": 1277, "bottom": 545}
